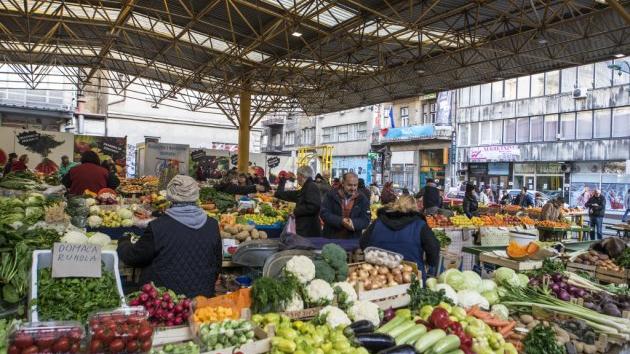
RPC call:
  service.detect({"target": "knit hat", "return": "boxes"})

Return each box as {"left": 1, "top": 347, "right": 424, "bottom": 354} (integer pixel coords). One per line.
{"left": 166, "top": 175, "right": 199, "bottom": 203}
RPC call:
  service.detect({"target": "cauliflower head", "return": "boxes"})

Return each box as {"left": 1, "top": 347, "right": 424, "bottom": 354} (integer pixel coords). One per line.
{"left": 333, "top": 282, "right": 357, "bottom": 307}
{"left": 87, "top": 232, "right": 112, "bottom": 247}
{"left": 348, "top": 300, "right": 381, "bottom": 327}
{"left": 61, "top": 230, "right": 89, "bottom": 244}
{"left": 319, "top": 306, "right": 351, "bottom": 329}
{"left": 285, "top": 255, "right": 316, "bottom": 283}
{"left": 87, "top": 215, "right": 103, "bottom": 228}
{"left": 305, "top": 279, "right": 334, "bottom": 305}
{"left": 283, "top": 293, "right": 304, "bottom": 312}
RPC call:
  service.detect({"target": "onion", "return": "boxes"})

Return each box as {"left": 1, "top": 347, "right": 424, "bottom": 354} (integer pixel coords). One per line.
{"left": 378, "top": 267, "right": 390, "bottom": 275}
{"left": 558, "top": 290, "right": 571, "bottom": 301}
{"left": 388, "top": 280, "right": 398, "bottom": 287}
{"left": 393, "top": 274, "right": 403, "bottom": 284}
{"left": 551, "top": 283, "right": 560, "bottom": 293}
{"left": 392, "top": 268, "right": 402, "bottom": 276}
{"left": 358, "top": 270, "right": 369, "bottom": 280}
{"left": 402, "top": 265, "right": 413, "bottom": 273}
{"left": 402, "top": 272, "right": 412, "bottom": 283}
{"left": 383, "top": 308, "right": 396, "bottom": 322}
{"left": 551, "top": 273, "right": 563, "bottom": 282}
{"left": 363, "top": 280, "right": 372, "bottom": 290}
{"left": 369, "top": 268, "right": 379, "bottom": 276}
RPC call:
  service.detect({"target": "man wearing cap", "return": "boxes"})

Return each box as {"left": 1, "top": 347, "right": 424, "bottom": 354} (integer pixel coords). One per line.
{"left": 117, "top": 175, "right": 222, "bottom": 298}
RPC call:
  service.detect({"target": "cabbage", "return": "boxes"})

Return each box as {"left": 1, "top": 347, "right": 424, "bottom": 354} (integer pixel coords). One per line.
{"left": 479, "top": 279, "right": 497, "bottom": 293}
{"left": 87, "top": 215, "right": 103, "bottom": 228}
{"left": 89, "top": 206, "right": 101, "bottom": 215}
{"left": 61, "top": 230, "right": 89, "bottom": 244}
{"left": 117, "top": 208, "right": 133, "bottom": 220}
{"left": 461, "top": 270, "right": 482, "bottom": 291}
{"left": 517, "top": 273, "right": 529, "bottom": 288}
{"left": 505, "top": 274, "right": 522, "bottom": 288}
{"left": 456, "top": 290, "right": 489, "bottom": 310}
{"left": 496, "top": 286, "right": 508, "bottom": 297}
{"left": 425, "top": 278, "right": 438, "bottom": 291}
{"left": 87, "top": 232, "right": 111, "bottom": 247}
{"left": 438, "top": 269, "right": 465, "bottom": 291}
{"left": 435, "top": 284, "right": 458, "bottom": 304}
{"left": 25, "top": 193, "right": 44, "bottom": 206}
{"left": 491, "top": 304, "right": 509, "bottom": 320}
{"left": 481, "top": 290, "right": 499, "bottom": 305}
{"left": 493, "top": 267, "right": 516, "bottom": 285}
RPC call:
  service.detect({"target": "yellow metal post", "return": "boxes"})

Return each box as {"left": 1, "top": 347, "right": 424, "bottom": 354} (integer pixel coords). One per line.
{"left": 238, "top": 89, "right": 251, "bottom": 173}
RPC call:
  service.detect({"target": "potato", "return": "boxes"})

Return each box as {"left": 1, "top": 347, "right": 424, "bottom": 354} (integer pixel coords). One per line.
{"left": 250, "top": 229, "right": 259, "bottom": 239}
{"left": 235, "top": 231, "right": 249, "bottom": 241}
{"left": 220, "top": 231, "right": 231, "bottom": 238}
{"left": 224, "top": 225, "right": 238, "bottom": 235}
{"left": 244, "top": 224, "right": 255, "bottom": 232}
{"left": 519, "top": 314, "right": 534, "bottom": 324}
{"left": 259, "top": 231, "right": 267, "bottom": 239}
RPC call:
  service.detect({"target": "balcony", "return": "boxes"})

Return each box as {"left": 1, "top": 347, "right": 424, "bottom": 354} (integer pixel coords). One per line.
{"left": 260, "top": 143, "right": 285, "bottom": 153}
{"left": 373, "top": 123, "right": 452, "bottom": 144}
{"left": 262, "top": 116, "right": 285, "bottom": 127}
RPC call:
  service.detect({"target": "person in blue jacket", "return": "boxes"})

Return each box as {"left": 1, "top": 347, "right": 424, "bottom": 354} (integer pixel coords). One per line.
{"left": 513, "top": 187, "right": 534, "bottom": 208}
{"left": 360, "top": 195, "right": 440, "bottom": 276}
{"left": 321, "top": 172, "right": 370, "bottom": 238}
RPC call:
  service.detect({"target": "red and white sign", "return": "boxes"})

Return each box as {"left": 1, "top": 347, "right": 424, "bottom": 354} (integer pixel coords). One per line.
{"left": 469, "top": 145, "right": 520, "bottom": 162}
{"left": 210, "top": 142, "right": 238, "bottom": 152}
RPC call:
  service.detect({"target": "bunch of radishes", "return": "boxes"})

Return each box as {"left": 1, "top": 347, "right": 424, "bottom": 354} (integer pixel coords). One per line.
{"left": 128, "top": 283, "right": 192, "bottom": 327}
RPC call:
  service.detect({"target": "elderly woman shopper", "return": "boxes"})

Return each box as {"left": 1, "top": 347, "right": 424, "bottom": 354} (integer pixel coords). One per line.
{"left": 360, "top": 195, "right": 440, "bottom": 276}
{"left": 117, "top": 175, "right": 222, "bottom": 298}
{"left": 274, "top": 166, "right": 321, "bottom": 237}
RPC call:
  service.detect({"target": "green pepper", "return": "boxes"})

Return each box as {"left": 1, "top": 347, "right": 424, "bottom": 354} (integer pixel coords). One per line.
{"left": 420, "top": 305, "right": 434, "bottom": 320}
{"left": 451, "top": 307, "right": 467, "bottom": 321}
{"left": 272, "top": 337, "right": 297, "bottom": 353}
{"left": 396, "top": 308, "right": 412, "bottom": 319}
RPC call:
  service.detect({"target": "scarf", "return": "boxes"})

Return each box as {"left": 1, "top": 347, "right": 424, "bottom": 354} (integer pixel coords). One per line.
{"left": 165, "top": 203, "right": 208, "bottom": 230}
{"left": 338, "top": 189, "right": 358, "bottom": 218}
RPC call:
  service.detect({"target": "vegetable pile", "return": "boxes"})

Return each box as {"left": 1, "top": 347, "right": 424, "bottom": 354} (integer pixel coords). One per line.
{"left": 150, "top": 342, "right": 200, "bottom": 354}
{"left": 522, "top": 324, "right": 565, "bottom": 354}
{"left": 270, "top": 321, "right": 368, "bottom": 354}
{"left": 348, "top": 262, "right": 414, "bottom": 291}
{"left": 87, "top": 309, "right": 154, "bottom": 354}
{"left": 573, "top": 250, "right": 624, "bottom": 272}
{"left": 314, "top": 243, "right": 349, "bottom": 283}
{"left": 127, "top": 283, "right": 192, "bottom": 327}
{"left": 197, "top": 319, "right": 255, "bottom": 351}
{"left": 199, "top": 187, "right": 236, "bottom": 212}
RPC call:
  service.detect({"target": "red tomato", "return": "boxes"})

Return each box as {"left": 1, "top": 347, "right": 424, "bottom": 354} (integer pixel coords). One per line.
{"left": 140, "top": 339, "right": 152, "bottom": 352}
{"left": 20, "top": 346, "right": 38, "bottom": 354}
{"left": 109, "top": 339, "right": 125, "bottom": 353}
{"left": 68, "top": 328, "right": 83, "bottom": 343}
{"left": 92, "top": 328, "right": 105, "bottom": 341}
{"left": 126, "top": 340, "right": 138, "bottom": 352}
{"left": 12, "top": 333, "right": 33, "bottom": 349}
{"left": 35, "top": 334, "right": 55, "bottom": 349}
{"left": 137, "top": 326, "right": 153, "bottom": 341}
{"left": 52, "top": 338, "right": 71, "bottom": 352}
{"left": 7, "top": 345, "right": 18, "bottom": 354}
{"left": 127, "top": 328, "right": 139, "bottom": 340}
{"left": 70, "top": 343, "right": 80, "bottom": 353}
{"left": 127, "top": 316, "right": 144, "bottom": 326}
{"left": 89, "top": 339, "right": 103, "bottom": 354}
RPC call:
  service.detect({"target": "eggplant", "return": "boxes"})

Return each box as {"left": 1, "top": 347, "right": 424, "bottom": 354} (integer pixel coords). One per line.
{"left": 344, "top": 320, "right": 376, "bottom": 337}
{"left": 351, "top": 333, "right": 396, "bottom": 353}
{"left": 376, "top": 344, "right": 418, "bottom": 354}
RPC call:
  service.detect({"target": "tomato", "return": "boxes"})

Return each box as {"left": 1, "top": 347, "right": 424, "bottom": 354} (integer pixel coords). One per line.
{"left": 126, "top": 340, "right": 138, "bottom": 352}
{"left": 69, "top": 343, "right": 80, "bottom": 353}
{"left": 68, "top": 328, "right": 83, "bottom": 343}
{"left": 127, "top": 315, "right": 144, "bottom": 325}
{"left": 137, "top": 326, "right": 153, "bottom": 341}
{"left": 7, "top": 345, "right": 18, "bottom": 354}
{"left": 109, "top": 339, "right": 125, "bottom": 353}
{"left": 52, "top": 338, "right": 71, "bottom": 352}
{"left": 140, "top": 339, "right": 152, "bottom": 352}
{"left": 116, "top": 324, "right": 128, "bottom": 336}
{"left": 20, "top": 346, "right": 38, "bottom": 354}
{"left": 92, "top": 328, "right": 105, "bottom": 341}
{"left": 12, "top": 333, "right": 33, "bottom": 349}
{"left": 127, "top": 328, "right": 139, "bottom": 340}
{"left": 35, "top": 334, "right": 56, "bottom": 349}
{"left": 89, "top": 339, "right": 103, "bottom": 354}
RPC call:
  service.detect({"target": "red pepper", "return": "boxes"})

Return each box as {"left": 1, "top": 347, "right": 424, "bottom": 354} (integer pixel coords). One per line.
{"left": 459, "top": 334, "right": 473, "bottom": 349}
{"left": 430, "top": 308, "right": 452, "bottom": 330}
{"left": 447, "top": 321, "right": 463, "bottom": 335}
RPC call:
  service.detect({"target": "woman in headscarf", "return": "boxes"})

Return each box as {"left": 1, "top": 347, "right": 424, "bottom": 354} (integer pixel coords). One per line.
{"left": 117, "top": 175, "right": 222, "bottom": 298}
{"left": 380, "top": 181, "right": 397, "bottom": 205}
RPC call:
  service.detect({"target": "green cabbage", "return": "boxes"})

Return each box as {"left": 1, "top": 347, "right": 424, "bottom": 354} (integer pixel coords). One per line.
{"left": 493, "top": 267, "right": 516, "bottom": 285}
{"left": 438, "top": 269, "right": 465, "bottom": 291}
{"left": 517, "top": 273, "right": 529, "bottom": 288}
{"left": 461, "top": 270, "right": 482, "bottom": 291}
{"left": 425, "top": 277, "right": 438, "bottom": 290}
{"left": 481, "top": 290, "right": 499, "bottom": 305}
{"left": 479, "top": 279, "right": 497, "bottom": 293}
{"left": 491, "top": 304, "right": 509, "bottom": 320}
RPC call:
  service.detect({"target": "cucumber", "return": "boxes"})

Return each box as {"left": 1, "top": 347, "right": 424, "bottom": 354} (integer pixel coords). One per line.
{"left": 431, "top": 335, "right": 461, "bottom": 354}
{"left": 395, "top": 324, "right": 427, "bottom": 345}
{"left": 377, "top": 316, "right": 407, "bottom": 334}
{"left": 387, "top": 320, "right": 415, "bottom": 338}
{"left": 414, "top": 329, "right": 446, "bottom": 353}
{"left": 444, "top": 350, "right": 464, "bottom": 354}
{"left": 376, "top": 344, "right": 418, "bottom": 354}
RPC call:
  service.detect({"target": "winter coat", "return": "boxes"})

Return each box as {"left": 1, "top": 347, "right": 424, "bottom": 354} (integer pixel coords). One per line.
{"left": 321, "top": 189, "right": 370, "bottom": 238}
{"left": 361, "top": 209, "right": 440, "bottom": 274}
{"left": 585, "top": 194, "right": 606, "bottom": 218}
{"left": 117, "top": 215, "right": 222, "bottom": 298}
{"left": 513, "top": 193, "right": 534, "bottom": 208}
{"left": 463, "top": 193, "right": 478, "bottom": 218}
{"left": 540, "top": 202, "right": 562, "bottom": 221}
{"left": 418, "top": 185, "right": 441, "bottom": 209}
{"left": 315, "top": 180, "right": 332, "bottom": 201}
{"left": 214, "top": 181, "right": 257, "bottom": 195}
{"left": 275, "top": 177, "right": 322, "bottom": 237}
{"left": 62, "top": 162, "right": 119, "bottom": 195}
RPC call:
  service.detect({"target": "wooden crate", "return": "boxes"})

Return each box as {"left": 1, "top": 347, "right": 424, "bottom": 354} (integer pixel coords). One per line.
{"left": 152, "top": 326, "right": 193, "bottom": 346}
{"left": 349, "top": 261, "right": 418, "bottom": 302}
{"left": 566, "top": 262, "right": 597, "bottom": 277}
{"left": 595, "top": 267, "right": 628, "bottom": 285}
{"left": 479, "top": 252, "right": 543, "bottom": 271}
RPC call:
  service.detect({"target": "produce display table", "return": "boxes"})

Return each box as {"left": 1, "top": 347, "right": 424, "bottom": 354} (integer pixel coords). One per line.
{"left": 478, "top": 251, "right": 543, "bottom": 271}
{"left": 535, "top": 226, "right": 591, "bottom": 241}
{"left": 607, "top": 224, "right": 630, "bottom": 239}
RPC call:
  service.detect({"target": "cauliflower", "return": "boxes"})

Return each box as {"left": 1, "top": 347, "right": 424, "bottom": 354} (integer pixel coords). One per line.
{"left": 84, "top": 198, "right": 97, "bottom": 207}
{"left": 283, "top": 293, "right": 304, "bottom": 312}
{"left": 304, "top": 279, "right": 334, "bottom": 306}
{"left": 61, "top": 230, "right": 89, "bottom": 244}
{"left": 89, "top": 205, "right": 101, "bottom": 216}
{"left": 87, "top": 215, "right": 103, "bottom": 228}
{"left": 285, "top": 255, "right": 316, "bottom": 283}
{"left": 87, "top": 232, "right": 112, "bottom": 247}
{"left": 319, "top": 306, "right": 351, "bottom": 329}
{"left": 117, "top": 208, "right": 133, "bottom": 220}
{"left": 333, "top": 282, "right": 357, "bottom": 307}
{"left": 348, "top": 300, "right": 381, "bottom": 327}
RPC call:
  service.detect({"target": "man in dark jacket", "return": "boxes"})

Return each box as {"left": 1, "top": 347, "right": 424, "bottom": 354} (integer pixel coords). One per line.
{"left": 321, "top": 172, "right": 370, "bottom": 238}
{"left": 513, "top": 187, "right": 534, "bottom": 208}
{"left": 416, "top": 178, "right": 441, "bottom": 215}
{"left": 117, "top": 175, "right": 222, "bottom": 298}
{"left": 361, "top": 195, "right": 440, "bottom": 276}
{"left": 314, "top": 172, "right": 332, "bottom": 201}
{"left": 586, "top": 189, "right": 606, "bottom": 240}
{"left": 275, "top": 166, "right": 321, "bottom": 237}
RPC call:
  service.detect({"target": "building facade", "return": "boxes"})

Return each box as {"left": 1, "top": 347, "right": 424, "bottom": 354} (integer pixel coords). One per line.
{"left": 455, "top": 56, "right": 630, "bottom": 213}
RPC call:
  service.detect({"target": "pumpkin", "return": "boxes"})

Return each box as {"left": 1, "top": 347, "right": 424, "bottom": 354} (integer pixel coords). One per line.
{"left": 526, "top": 242, "right": 540, "bottom": 256}
{"left": 507, "top": 241, "right": 529, "bottom": 260}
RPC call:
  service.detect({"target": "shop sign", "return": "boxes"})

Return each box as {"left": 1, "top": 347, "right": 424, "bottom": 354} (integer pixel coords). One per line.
{"left": 190, "top": 149, "right": 206, "bottom": 162}
{"left": 267, "top": 156, "right": 280, "bottom": 168}
{"left": 52, "top": 243, "right": 101, "bottom": 278}
{"left": 16, "top": 130, "right": 41, "bottom": 145}
{"left": 383, "top": 124, "right": 435, "bottom": 140}
{"left": 469, "top": 145, "right": 520, "bottom": 162}
{"left": 435, "top": 91, "right": 452, "bottom": 124}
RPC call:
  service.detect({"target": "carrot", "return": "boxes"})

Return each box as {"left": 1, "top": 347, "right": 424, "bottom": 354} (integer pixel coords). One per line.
{"left": 499, "top": 321, "right": 517, "bottom": 337}
{"left": 466, "top": 305, "right": 480, "bottom": 315}
{"left": 507, "top": 340, "right": 523, "bottom": 352}
{"left": 471, "top": 309, "right": 492, "bottom": 320}
{"left": 482, "top": 318, "right": 511, "bottom": 327}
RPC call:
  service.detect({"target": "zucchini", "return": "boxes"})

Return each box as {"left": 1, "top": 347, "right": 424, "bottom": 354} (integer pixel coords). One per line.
{"left": 376, "top": 344, "right": 419, "bottom": 354}
{"left": 344, "top": 320, "right": 376, "bottom": 337}
{"left": 444, "top": 350, "right": 464, "bottom": 354}
{"left": 395, "top": 324, "right": 427, "bottom": 345}
{"left": 387, "top": 320, "right": 415, "bottom": 338}
{"left": 414, "top": 329, "right": 446, "bottom": 353}
{"left": 430, "top": 335, "right": 460, "bottom": 354}
{"left": 378, "top": 316, "right": 407, "bottom": 334}
{"left": 351, "top": 333, "right": 396, "bottom": 353}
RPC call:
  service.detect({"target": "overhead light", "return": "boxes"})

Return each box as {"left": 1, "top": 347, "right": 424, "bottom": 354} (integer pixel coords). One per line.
{"left": 614, "top": 53, "right": 625, "bottom": 58}
{"left": 537, "top": 36, "right": 548, "bottom": 45}
{"left": 495, "top": 77, "right": 504, "bottom": 80}
{"left": 416, "top": 69, "right": 426, "bottom": 74}
{"left": 291, "top": 31, "right": 302, "bottom": 37}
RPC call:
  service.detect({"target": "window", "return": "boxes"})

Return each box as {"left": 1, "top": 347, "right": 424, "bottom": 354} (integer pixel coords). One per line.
{"left": 458, "top": 124, "right": 469, "bottom": 146}
{"left": 272, "top": 133, "right": 281, "bottom": 146}
{"left": 400, "top": 106, "right": 409, "bottom": 127}
{"left": 545, "top": 70, "right": 560, "bottom": 95}
{"left": 356, "top": 122, "right": 367, "bottom": 139}
{"left": 284, "top": 131, "right": 295, "bottom": 145}
{"left": 492, "top": 81, "right": 503, "bottom": 102}
{"left": 322, "top": 127, "right": 332, "bottom": 143}
{"left": 530, "top": 116, "right": 543, "bottom": 142}
{"left": 531, "top": 73, "right": 545, "bottom": 97}
{"left": 301, "top": 127, "right": 314, "bottom": 145}
{"left": 337, "top": 125, "right": 348, "bottom": 142}
{"left": 470, "top": 122, "right": 480, "bottom": 146}
{"left": 460, "top": 87, "right": 470, "bottom": 107}
{"left": 491, "top": 120, "right": 502, "bottom": 144}
{"left": 480, "top": 121, "right": 492, "bottom": 145}
{"left": 503, "top": 119, "right": 516, "bottom": 143}
{"left": 593, "top": 109, "right": 611, "bottom": 138}
{"left": 576, "top": 111, "right": 592, "bottom": 139}
{"left": 516, "top": 117, "right": 529, "bottom": 143}
{"left": 612, "top": 106, "right": 630, "bottom": 137}
{"left": 504, "top": 78, "right": 517, "bottom": 100}
{"left": 561, "top": 67, "right": 577, "bottom": 93}
{"left": 517, "top": 76, "right": 530, "bottom": 99}
{"left": 613, "top": 57, "right": 630, "bottom": 87}
{"left": 470, "top": 85, "right": 480, "bottom": 106}
{"left": 544, "top": 114, "right": 558, "bottom": 141}
{"left": 577, "top": 64, "right": 594, "bottom": 88}
{"left": 480, "top": 83, "right": 491, "bottom": 105}
{"left": 559, "top": 113, "right": 575, "bottom": 140}
{"left": 594, "top": 61, "right": 612, "bottom": 88}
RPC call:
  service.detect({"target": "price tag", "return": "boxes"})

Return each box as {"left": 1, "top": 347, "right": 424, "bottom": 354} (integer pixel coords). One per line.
{"left": 52, "top": 243, "right": 101, "bottom": 278}
{"left": 191, "top": 149, "right": 206, "bottom": 162}
{"left": 267, "top": 156, "right": 280, "bottom": 168}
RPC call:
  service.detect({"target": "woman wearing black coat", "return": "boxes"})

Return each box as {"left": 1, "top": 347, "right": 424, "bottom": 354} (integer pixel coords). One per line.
{"left": 463, "top": 183, "right": 479, "bottom": 219}
{"left": 274, "top": 166, "right": 322, "bottom": 237}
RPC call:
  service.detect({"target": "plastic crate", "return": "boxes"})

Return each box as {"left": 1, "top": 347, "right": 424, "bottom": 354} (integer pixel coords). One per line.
{"left": 29, "top": 250, "right": 126, "bottom": 322}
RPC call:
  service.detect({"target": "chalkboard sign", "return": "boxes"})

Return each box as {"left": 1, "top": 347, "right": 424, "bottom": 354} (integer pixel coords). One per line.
{"left": 102, "top": 141, "right": 123, "bottom": 156}
{"left": 191, "top": 149, "right": 206, "bottom": 162}
{"left": 230, "top": 154, "right": 239, "bottom": 166}
{"left": 16, "top": 131, "right": 41, "bottom": 145}
{"left": 52, "top": 243, "right": 101, "bottom": 278}
{"left": 267, "top": 156, "right": 280, "bottom": 168}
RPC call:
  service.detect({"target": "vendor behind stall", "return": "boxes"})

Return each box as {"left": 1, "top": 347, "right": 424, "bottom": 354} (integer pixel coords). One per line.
{"left": 274, "top": 165, "right": 321, "bottom": 237}
{"left": 321, "top": 172, "right": 370, "bottom": 238}
{"left": 540, "top": 197, "right": 564, "bottom": 221}
{"left": 62, "top": 151, "right": 120, "bottom": 195}
{"left": 215, "top": 170, "right": 266, "bottom": 195}
{"left": 360, "top": 195, "right": 440, "bottom": 276}
{"left": 117, "top": 175, "right": 222, "bottom": 298}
